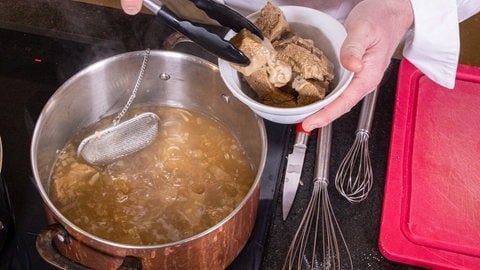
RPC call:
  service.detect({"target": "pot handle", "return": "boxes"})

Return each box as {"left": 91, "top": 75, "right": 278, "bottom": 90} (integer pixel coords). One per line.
{"left": 36, "top": 224, "right": 142, "bottom": 270}
{"left": 162, "top": 32, "right": 194, "bottom": 50}
{"left": 36, "top": 224, "right": 90, "bottom": 270}
{"left": 162, "top": 32, "right": 218, "bottom": 64}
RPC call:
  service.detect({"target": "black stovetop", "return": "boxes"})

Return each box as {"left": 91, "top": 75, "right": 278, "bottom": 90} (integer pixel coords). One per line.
{"left": 0, "top": 2, "right": 421, "bottom": 269}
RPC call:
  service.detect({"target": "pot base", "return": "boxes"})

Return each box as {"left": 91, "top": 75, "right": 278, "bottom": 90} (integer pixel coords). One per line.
{"left": 38, "top": 186, "right": 259, "bottom": 270}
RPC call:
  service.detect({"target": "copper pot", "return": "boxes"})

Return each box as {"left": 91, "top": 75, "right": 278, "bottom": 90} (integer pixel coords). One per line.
{"left": 31, "top": 50, "right": 267, "bottom": 269}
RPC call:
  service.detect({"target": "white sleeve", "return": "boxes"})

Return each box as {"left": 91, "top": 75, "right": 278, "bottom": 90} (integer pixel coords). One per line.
{"left": 403, "top": 0, "right": 480, "bottom": 89}
{"left": 457, "top": 0, "right": 480, "bottom": 22}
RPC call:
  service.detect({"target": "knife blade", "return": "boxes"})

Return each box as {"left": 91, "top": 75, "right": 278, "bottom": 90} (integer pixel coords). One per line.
{"left": 282, "top": 123, "right": 310, "bottom": 220}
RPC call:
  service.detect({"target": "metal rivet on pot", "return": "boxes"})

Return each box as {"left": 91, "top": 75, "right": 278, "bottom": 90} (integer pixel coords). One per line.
{"left": 57, "top": 234, "right": 66, "bottom": 243}
{"left": 221, "top": 94, "right": 231, "bottom": 104}
{"left": 159, "top": 72, "right": 171, "bottom": 81}
{"left": 0, "top": 221, "right": 4, "bottom": 230}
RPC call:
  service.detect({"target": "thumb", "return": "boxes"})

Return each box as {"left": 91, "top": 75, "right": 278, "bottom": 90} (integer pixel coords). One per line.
{"left": 340, "top": 22, "right": 372, "bottom": 73}
{"left": 121, "top": 0, "right": 143, "bottom": 15}
{"left": 340, "top": 41, "right": 364, "bottom": 73}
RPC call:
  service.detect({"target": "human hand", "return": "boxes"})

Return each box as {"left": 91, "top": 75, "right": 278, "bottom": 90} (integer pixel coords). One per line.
{"left": 302, "top": 0, "right": 414, "bottom": 131}
{"left": 121, "top": 0, "right": 143, "bottom": 15}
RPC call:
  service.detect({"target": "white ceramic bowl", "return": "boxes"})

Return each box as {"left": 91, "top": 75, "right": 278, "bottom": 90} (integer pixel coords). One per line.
{"left": 218, "top": 6, "right": 354, "bottom": 124}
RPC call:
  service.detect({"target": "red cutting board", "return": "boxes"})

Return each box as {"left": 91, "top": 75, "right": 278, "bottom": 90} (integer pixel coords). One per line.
{"left": 379, "top": 59, "right": 480, "bottom": 269}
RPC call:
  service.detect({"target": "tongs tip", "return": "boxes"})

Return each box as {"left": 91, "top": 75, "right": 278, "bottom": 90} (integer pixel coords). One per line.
{"left": 143, "top": 0, "right": 260, "bottom": 65}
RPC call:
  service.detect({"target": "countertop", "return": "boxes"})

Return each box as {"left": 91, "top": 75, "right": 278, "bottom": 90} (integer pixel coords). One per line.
{"left": 0, "top": 1, "right": 478, "bottom": 269}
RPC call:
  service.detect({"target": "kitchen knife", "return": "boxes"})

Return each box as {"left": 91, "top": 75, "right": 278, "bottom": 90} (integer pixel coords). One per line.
{"left": 282, "top": 123, "right": 310, "bottom": 220}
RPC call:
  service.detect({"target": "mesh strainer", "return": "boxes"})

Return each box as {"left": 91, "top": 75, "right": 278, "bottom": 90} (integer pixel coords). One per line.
{"left": 77, "top": 49, "right": 159, "bottom": 166}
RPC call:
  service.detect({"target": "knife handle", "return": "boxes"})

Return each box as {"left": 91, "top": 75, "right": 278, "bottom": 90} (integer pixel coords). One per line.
{"left": 295, "top": 123, "right": 310, "bottom": 134}
{"left": 294, "top": 123, "right": 310, "bottom": 145}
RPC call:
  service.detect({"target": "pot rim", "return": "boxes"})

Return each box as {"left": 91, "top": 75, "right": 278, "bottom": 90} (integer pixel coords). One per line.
{"left": 31, "top": 50, "right": 268, "bottom": 249}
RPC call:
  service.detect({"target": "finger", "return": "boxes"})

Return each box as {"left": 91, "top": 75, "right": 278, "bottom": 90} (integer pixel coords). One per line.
{"left": 121, "top": 0, "right": 143, "bottom": 15}
{"left": 302, "top": 59, "right": 385, "bottom": 131}
{"left": 302, "top": 81, "right": 369, "bottom": 131}
{"left": 340, "top": 20, "right": 375, "bottom": 73}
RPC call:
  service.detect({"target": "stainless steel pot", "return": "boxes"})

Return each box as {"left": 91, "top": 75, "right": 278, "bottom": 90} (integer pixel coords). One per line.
{"left": 31, "top": 50, "right": 267, "bottom": 269}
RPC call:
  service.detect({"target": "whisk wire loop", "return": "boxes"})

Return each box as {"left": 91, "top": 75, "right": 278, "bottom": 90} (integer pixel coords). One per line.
{"left": 335, "top": 132, "right": 373, "bottom": 203}
{"left": 335, "top": 89, "right": 378, "bottom": 203}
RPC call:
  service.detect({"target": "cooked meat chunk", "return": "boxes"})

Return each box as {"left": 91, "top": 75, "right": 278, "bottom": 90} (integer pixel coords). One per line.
{"left": 230, "top": 2, "right": 335, "bottom": 107}
{"left": 231, "top": 28, "right": 292, "bottom": 94}
{"left": 230, "top": 29, "right": 293, "bottom": 88}
{"left": 51, "top": 163, "right": 98, "bottom": 205}
{"left": 230, "top": 29, "right": 275, "bottom": 76}
{"left": 255, "top": 2, "right": 290, "bottom": 41}
{"left": 244, "top": 69, "right": 296, "bottom": 107}
{"left": 275, "top": 35, "right": 334, "bottom": 82}
{"left": 266, "top": 57, "right": 292, "bottom": 87}
{"left": 292, "top": 77, "right": 329, "bottom": 106}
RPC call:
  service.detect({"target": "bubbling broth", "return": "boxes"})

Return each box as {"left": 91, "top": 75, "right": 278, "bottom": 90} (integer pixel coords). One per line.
{"left": 49, "top": 106, "right": 255, "bottom": 245}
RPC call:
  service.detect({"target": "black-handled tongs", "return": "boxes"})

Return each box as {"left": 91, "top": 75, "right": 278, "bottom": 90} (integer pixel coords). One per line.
{"left": 143, "top": 0, "right": 263, "bottom": 65}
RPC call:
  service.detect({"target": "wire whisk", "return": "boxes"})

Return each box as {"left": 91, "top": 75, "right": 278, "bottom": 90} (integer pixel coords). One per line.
{"left": 283, "top": 124, "right": 352, "bottom": 270}
{"left": 335, "top": 89, "right": 378, "bottom": 203}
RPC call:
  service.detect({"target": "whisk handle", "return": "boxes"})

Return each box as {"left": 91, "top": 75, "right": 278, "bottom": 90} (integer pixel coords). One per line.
{"left": 357, "top": 88, "right": 379, "bottom": 134}
{"left": 314, "top": 124, "right": 332, "bottom": 183}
